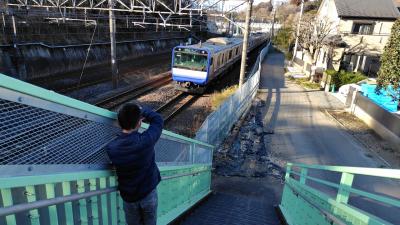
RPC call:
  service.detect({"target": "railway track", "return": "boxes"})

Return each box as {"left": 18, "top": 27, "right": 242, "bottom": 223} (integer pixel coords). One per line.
{"left": 58, "top": 78, "right": 111, "bottom": 93}
{"left": 94, "top": 72, "right": 172, "bottom": 110}
{"left": 155, "top": 92, "right": 199, "bottom": 123}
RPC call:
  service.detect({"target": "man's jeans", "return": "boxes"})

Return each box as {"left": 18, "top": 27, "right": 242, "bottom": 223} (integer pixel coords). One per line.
{"left": 123, "top": 189, "right": 158, "bottom": 225}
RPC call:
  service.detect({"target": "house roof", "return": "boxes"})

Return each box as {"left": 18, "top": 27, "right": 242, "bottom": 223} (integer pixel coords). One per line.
{"left": 333, "top": 0, "right": 400, "bottom": 19}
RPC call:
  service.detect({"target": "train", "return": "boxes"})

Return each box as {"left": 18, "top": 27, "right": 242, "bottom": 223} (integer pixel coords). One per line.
{"left": 171, "top": 34, "right": 267, "bottom": 93}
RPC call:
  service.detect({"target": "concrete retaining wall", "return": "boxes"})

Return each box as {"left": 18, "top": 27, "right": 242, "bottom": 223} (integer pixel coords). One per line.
{"left": 0, "top": 37, "right": 186, "bottom": 81}
{"left": 347, "top": 90, "right": 400, "bottom": 146}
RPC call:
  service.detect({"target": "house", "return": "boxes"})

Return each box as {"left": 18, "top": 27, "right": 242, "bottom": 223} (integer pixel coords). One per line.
{"left": 395, "top": 0, "right": 400, "bottom": 11}
{"left": 294, "top": 0, "right": 400, "bottom": 77}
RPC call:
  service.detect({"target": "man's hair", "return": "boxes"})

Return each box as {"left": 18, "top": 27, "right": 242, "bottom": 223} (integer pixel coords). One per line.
{"left": 117, "top": 103, "right": 142, "bottom": 130}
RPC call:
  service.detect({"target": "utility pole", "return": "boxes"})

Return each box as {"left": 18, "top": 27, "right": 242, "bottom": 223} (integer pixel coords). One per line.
{"left": 291, "top": 0, "right": 304, "bottom": 64}
{"left": 239, "top": 0, "right": 253, "bottom": 88}
{"left": 109, "top": 0, "right": 118, "bottom": 89}
{"left": 271, "top": 7, "right": 276, "bottom": 40}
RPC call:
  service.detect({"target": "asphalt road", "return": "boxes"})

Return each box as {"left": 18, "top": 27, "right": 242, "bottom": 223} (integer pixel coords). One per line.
{"left": 259, "top": 50, "right": 400, "bottom": 224}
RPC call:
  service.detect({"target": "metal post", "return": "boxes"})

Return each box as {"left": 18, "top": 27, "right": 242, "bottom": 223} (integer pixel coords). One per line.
{"left": 291, "top": 0, "right": 304, "bottom": 64}
{"left": 109, "top": 0, "right": 118, "bottom": 89}
{"left": 11, "top": 14, "right": 17, "bottom": 48}
{"left": 271, "top": 8, "right": 276, "bottom": 40}
{"left": 227, "top": 14, "right": 231, "bottom": 36}
{"left": 1, "top": 13, "right": 5, "bottom": 42}
{"left": 239, "top": 0, "right": 253, "bottom": 88}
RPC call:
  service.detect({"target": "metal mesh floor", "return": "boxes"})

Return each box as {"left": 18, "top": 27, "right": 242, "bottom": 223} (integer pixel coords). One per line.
{"left": 178, "top": 192, "right": 281, "bottom": 225}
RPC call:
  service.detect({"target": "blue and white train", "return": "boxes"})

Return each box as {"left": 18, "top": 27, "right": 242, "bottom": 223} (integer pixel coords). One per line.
{"left": 171, "top": 34, "right": 267, "bottom": 93}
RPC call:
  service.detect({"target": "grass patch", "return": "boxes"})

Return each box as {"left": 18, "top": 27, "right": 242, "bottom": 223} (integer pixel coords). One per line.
{"left": 294, "top": 78, "right": 320, "bottom": 90}
{"left": 211, "top": 85, "right": 238, "bottom": 110}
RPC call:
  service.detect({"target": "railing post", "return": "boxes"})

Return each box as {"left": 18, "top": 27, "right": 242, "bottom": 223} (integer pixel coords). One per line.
{"left": 336, "top": 172, "right": 354, "bottom": 204}
{"left": 285, "top": 164, "right": 292, "bottom": 180}
{"left": 300, "top": 168, "right": 308, "bottom": 184}
{"left": 190, "top": 143, "right": 195, "bottom": 164}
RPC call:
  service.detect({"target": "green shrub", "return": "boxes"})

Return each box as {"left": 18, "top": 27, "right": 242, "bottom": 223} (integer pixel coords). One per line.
{"left": 325, "top": 69, "right": 337, "bottom": 76}
{"left": 274, "top": 27, "right": 294, "bottom": 51}
{"left": 328, "top": 70, "right": 366, "bottom": 88}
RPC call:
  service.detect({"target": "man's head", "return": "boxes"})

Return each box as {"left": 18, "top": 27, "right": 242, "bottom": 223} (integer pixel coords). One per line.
{"left": 118, "top": 103, "right": 142, "bottom": 132}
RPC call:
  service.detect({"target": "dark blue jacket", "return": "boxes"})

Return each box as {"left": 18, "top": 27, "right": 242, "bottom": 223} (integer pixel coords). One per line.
{"left": 106, "top": 108, "right": 164, "bottom": 202}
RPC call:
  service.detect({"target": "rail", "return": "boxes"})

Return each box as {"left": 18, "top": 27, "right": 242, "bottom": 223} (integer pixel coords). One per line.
{"left": 156, "top": 92, "right": 199, "bottom": 123}
{"left": 94, "top": 72, "right": 172, "bottom": 110}
{"left": 0, "top": 72, "right": 213, "bottom": 225}
{"left": 279, "top": 163, "right": 400, "bottom": 225}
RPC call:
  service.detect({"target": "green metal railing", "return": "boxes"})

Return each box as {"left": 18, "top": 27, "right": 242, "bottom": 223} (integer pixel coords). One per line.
{"left": 0, "top": 73, "right": 214, "bottom": 225}
{"left": 0, "top": 165, "right": 211, "bottom": 225}
{"left": 279, "top": 163, "right": 400, "bottom": 225}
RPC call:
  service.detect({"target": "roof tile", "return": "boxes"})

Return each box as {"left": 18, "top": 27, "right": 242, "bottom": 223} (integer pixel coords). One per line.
{"left": 333, "top": 0, "right": 400, "bottom": 19}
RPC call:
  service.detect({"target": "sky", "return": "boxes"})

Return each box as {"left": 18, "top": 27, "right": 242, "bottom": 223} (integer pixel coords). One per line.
{"left": 215, "top": 0, "right": 288, "bottom": 12}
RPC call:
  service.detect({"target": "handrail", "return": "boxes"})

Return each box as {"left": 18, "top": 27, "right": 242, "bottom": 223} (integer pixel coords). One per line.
{"left": 0, "top": 187, "right": 117, "bottom": 217}
{"left": 0, "top": 167, "right": 210, "bottom": 217}
{"left": 289, "top": 171, "right": 400, "bottom": 207}
{"left": 0, "top": 73, "right": 213, "bottom": 148}
{"left": 284, "top": 163, "right": 400, "bottom": 220}
{"left": 0, "top": 165, "right": 209, "bottom": 189}
{"left": 287, "top": 162, "right": 400, "bottom": 179}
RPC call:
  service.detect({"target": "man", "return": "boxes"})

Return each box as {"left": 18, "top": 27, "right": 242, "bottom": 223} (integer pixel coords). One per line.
{"left": 107, "top": 103, "right": 163, "bottom": 225}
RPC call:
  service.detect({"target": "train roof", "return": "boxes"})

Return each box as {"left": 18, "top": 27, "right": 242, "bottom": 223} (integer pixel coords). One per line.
{"left": 185, "top": 37, "right": 243, "bottom": 54}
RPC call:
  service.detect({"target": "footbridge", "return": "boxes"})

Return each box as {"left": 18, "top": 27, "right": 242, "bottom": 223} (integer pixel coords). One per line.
{"left": 0, "top": 73, "right": 399, "bottom": 225}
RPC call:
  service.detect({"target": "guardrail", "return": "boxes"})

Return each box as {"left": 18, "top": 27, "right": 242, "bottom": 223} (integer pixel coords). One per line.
{"left": 0, "top": 165, "right": 211, "bottom": 225}
{"left": 279, "top": 163, "right": 400, "bottom": 225}
{"left": 195, "top": 41, "right": 271, "bottom": 146}
{"left": 0, "top": 73, "right": 213, "bottom": 224}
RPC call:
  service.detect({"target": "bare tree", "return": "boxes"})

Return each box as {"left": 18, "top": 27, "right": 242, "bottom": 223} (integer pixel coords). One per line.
{"left": 295, "top": 14, "right": 342, "bottom": 82}
{"left": 297, "top": 15, "right": 337, "bottom": 65}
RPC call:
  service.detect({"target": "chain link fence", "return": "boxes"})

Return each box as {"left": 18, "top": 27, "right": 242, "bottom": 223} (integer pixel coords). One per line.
{"left": 195, "top": 42, "right": 271, "bottom": 146}
{"left": 0, "top": 74, "right": 213, "bottom": 176}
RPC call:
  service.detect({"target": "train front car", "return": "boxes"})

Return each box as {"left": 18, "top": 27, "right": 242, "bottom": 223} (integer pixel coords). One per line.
{"left": 172, "top": 46, "right": 210, "bottom": 94}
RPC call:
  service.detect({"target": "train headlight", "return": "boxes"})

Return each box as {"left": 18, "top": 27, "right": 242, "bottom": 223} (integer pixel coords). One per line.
{"left": 201, "top": 51, "right": 206, "bottom": 54}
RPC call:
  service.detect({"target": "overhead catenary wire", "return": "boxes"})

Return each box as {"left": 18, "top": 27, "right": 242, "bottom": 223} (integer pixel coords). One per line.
{"left": 77, "top": 5, "right": 104, "bottom": 87}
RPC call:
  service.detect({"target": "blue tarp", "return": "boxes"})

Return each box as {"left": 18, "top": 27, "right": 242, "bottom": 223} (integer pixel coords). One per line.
{"left": 361, "top": 84, "right": 399, "bottom": 113}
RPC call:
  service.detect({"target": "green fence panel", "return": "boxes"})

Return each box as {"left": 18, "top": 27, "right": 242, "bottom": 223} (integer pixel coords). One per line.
{"left": 279, "top": 163, "right": 400, "bottom": 225}
{"left": 0, "top": 73, "right": 214, "bottom": 224}
{"left": 0, "top": 165, "right": 211, "bottom": 225}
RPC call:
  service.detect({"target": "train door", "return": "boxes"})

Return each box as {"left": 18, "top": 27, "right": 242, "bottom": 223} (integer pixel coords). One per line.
{"left": 209, "top": 57, "right": 215, "bottom": 78}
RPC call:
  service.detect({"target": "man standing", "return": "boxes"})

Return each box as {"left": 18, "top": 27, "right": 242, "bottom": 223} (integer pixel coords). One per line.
{"left": 107, "top": 103, "right": 163, "bottom": 225}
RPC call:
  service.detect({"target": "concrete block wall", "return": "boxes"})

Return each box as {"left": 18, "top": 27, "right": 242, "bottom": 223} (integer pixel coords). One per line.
{"left": 347, "top": 89, "right": 400, "bottom": 146}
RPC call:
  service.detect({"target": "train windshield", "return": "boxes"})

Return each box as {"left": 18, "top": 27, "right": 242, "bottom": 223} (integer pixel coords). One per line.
{"left": 173, "top": 49, "right": 208, "bottom": 72}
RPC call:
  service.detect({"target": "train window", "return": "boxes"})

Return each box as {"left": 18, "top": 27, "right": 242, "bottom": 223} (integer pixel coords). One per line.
{"left": 210, "top": 58, "right": 213, "bottom": 65}
{"left": 229, "top": 50, "right": 232, "bottom": 59}
{"left": 236, "top": 47, "right": 239, "bottom": 55}
{"left": 173, "top": 50, "right": 208, "bottom": 72}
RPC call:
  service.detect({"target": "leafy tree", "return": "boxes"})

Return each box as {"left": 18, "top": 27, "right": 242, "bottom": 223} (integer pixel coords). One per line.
{"left": 274, "top": 26, "right": 294, "bottom": 54}
{"left": 376, "top": 18, "right": 400, "bottom": 110}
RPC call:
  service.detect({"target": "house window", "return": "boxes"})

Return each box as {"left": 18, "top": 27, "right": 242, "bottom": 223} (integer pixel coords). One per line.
{"left": 352, "top": 23, "right": 374, "bottom": 35}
